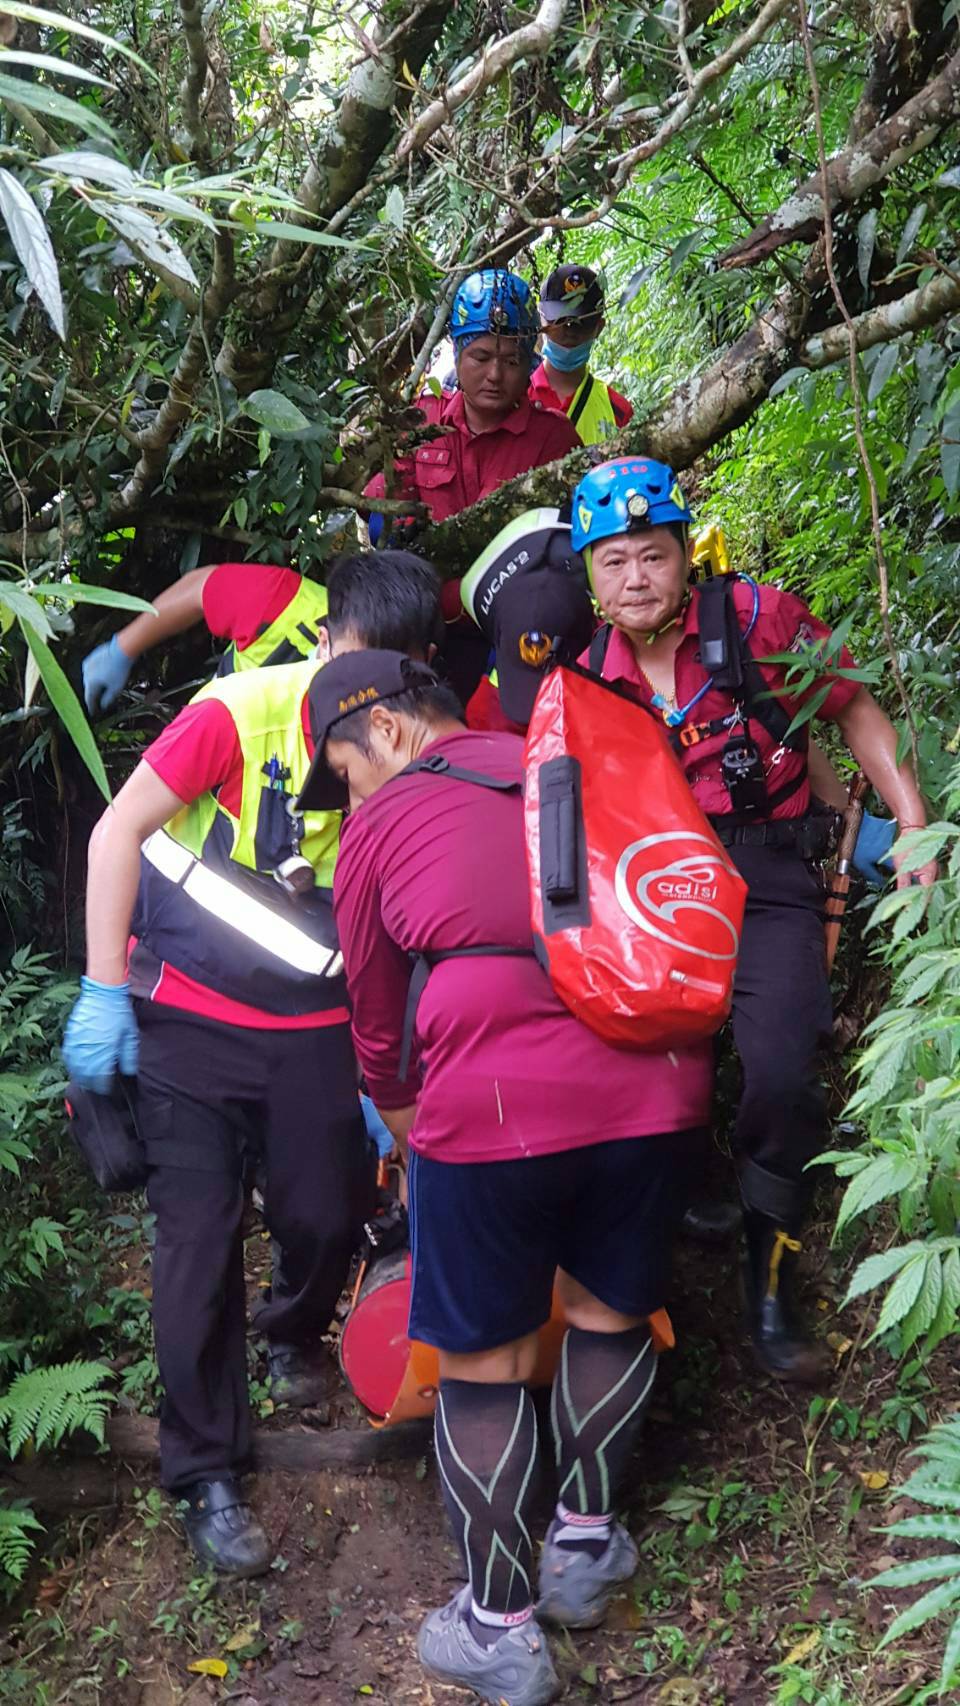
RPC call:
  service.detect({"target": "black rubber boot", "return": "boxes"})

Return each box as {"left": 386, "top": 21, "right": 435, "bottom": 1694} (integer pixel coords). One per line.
{"left": 267, "top": 1342, "right": 337, "bottom": 1409}
{"left": 182, "top": 1478, "right": 271, "bottom": 1577}
{"left": 742, "top": 1209, "right": 830, "bottom": 1385}
{"left": 681, "top": 1196, "right": 742, "bottom": 1244}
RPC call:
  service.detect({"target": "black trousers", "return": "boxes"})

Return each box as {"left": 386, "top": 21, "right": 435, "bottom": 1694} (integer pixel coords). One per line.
{"left": 728, "top": 844, "right": 833, "bottom": 1223}
{"left": 136, "top": 1005, "right": 375, "bottom": 1493}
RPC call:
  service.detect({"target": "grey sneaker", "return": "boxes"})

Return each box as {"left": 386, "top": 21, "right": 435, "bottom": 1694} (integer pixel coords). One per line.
{"left": 537, "top": 1522, "right": 638, "bottom": 1629}
{"left": 418, "top": 1587, "right": 559, "bottom": 1706}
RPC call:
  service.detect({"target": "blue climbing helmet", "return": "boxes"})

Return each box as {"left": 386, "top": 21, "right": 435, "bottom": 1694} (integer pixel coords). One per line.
{"left": 449, "top": 269, "right": 539, "bottom": 347}
{"left": 570, "top": 457, "right": 693, "bottom": 554}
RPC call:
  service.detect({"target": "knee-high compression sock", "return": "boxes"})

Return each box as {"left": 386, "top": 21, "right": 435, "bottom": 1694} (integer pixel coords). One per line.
{"left": 549, "top": 1324, "right": 657, "bottom": 1558}
{"left": 434, "top": 1379, "right": 541, "bottom": 1647}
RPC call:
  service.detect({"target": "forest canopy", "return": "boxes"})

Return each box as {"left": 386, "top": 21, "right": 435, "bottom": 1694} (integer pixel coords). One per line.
{"left": 0, "top": 0, "right": 955, "bottom": 592}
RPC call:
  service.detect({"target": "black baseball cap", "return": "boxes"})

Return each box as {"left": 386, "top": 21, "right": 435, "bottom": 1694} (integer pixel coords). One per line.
{"left": 539, "top": 264, "right": 605, "bottom": 324}
{"left": 461, "top": 510, "right": 594, "bottom": 726}
{"left": 492, "top": 567, "right": 595, "bottom": 725}
{"left": 297, "top": 650, "right": 438, "bottom": 812}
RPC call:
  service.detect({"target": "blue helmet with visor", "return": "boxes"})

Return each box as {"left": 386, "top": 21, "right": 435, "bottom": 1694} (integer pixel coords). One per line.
{"left": 450, "top": 269, "right": 539, "bottom": 349}
{"left": 570, "top": 458, "right": 693, "bottom": 555}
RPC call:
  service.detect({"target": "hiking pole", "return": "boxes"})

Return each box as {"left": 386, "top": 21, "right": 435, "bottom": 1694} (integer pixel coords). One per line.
{"left": 824, "top": 771, "right": 869, "bottom": 975}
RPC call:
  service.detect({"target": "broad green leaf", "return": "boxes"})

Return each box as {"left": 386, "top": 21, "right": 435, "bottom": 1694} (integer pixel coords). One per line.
{"left": 20, "top": 623, "right": 111, "bottom": 802}
{"left": 871, "top": 1251, "right": 929, "bottom": 1339}
{"left": 0, "top": 50, "right": 111, "bottom": 86}
{"left": 901, "top": 1251, "right": 943, "bottom": 1345}
{"left": 668, "top": 229, "right": 707, "bottom": 277}
{"left": 843, "top": 1242, "right": 924, "bottom": 1304}
{"left": 896, "top": 201, "right": 927, "bottom": 265}
{"left": 867, "top": 342, "right": 899, "bottom": 403}
{"left": 0, "top": 70, "right": 114, "bottom": 140}
{"left": 941, "top": 404, "right": 960, "bottom": 499}
{"left": 857, "top": 208, "right": 878, "bottom": 290}
{"left": 836, "top": 1153, "right": 920, "bottom": 1234}
{"left": 888, "top": 1513, "right": 960, "bottom": 1545}
{"left": 384, "top": 186, "right": 404, "bottom": 229}
{"left": 89, "top": 198, "right": 199, "bottom": 290}
{"left": 252, "top": 219, "right": 368, "bottom": 250}
{"left": 43, "top": 151, "right": 138, "bottom": 193}
{"left": 941, "top": 1610, "right": 960, "bottom": 1693}
{"left": 0, "top": 5, "right": 153, "bottom": 74}
{"left": 29, "top": 582, "right": 154, "bottom": 614}
{"left": 878, "top": 1575, "right": 960, "bottom": 1648}
{"left": 769, "top": 366, "right": 809, "bottom": 400}
{"left": 0, "top": 580, "right": 53, "bottom": 639}
{"left": 0, "top": 169, "right": 64, "bottom": 340}
{"left": 241, "top": 389, "right": 310, "bottom": 436}
{"left": 870, "top": 1555, "right": 960, "bottom": 1590}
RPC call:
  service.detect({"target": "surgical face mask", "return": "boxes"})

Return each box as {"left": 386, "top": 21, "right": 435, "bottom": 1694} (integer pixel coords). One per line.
{"left": 542, "top": 335, "right": 596, "bottom": 373}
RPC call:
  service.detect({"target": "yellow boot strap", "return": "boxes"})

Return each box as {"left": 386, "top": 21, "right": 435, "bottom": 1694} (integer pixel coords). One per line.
{"left": 767, "top": 1230, "right": 802, "bottom": 1300}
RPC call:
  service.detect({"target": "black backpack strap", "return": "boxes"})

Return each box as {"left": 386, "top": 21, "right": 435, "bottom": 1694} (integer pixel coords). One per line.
{"left": 398, "top": 945, "right": 535, "bottom": 1080}
{"left": 568, "top": 373, "right": 596, "bottom": 433}
{"left": 697, "top": 576, "right": 804, "bottom": 752}
{"left": 400, "top": 753, "right": 522, "bottom": 792}
{"left": 587, "top": 623, "right": 612, "bottom": 674}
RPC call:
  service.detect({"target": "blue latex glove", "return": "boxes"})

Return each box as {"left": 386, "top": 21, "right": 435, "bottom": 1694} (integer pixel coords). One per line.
{"left": 82, "top": 635, "right": 133, "bottom": 714}
{"left": 360, "top": 1092, "right": 395, "bottom": 1159}
{"left": 853, "top": 811, "right": 897, "bottom": 887}
{"left": 62, "top": 978, "right": 139, "bottom": 1093}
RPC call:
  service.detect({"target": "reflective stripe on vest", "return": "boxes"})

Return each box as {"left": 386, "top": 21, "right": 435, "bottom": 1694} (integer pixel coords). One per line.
{"left": 568, "top": 375, "right": 619, "bottom": 445}
{"left": 133, "top": 661, "right": 345, "bottom": 1014}
{"left": 218, "top": 576, "right": 328, "bottom": 676}
{"left": 141, "top": 831, "right": 344, "bottom": 979}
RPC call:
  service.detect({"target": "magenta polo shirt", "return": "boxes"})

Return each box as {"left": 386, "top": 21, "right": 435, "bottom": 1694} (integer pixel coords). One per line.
{"left": 333, "top": 729, "right": 711, "bottom": 1164}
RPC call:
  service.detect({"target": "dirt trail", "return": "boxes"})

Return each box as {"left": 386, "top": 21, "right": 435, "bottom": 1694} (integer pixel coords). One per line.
{"left": 2, "top": 1211, "right": 947, "bottom": 1706}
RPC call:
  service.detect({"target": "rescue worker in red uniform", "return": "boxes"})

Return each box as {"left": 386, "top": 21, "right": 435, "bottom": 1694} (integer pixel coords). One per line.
{"left": 530, "top": 264, "right": 633, "bottom": 445}
{"left": 82, "top": 560, "right": 329, "bottom": 712}
{"left": 62, "top": 553, "right": 443, "bottom": 1576}
{"left": 364, "top": 269, "right": 578, "bottom": 530}
{"left": 572, "top": 458, "right": 936, "bottom": 1382}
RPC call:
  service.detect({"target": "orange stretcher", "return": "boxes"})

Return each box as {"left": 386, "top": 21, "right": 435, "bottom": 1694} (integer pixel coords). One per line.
{"left": 339, "top": 1246, "right": 674, "bottom": 1429}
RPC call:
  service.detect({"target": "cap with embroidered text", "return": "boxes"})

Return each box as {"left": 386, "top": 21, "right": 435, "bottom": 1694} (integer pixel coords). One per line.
{"left": 297, "top": 650, "right": 438, "bottom": 811}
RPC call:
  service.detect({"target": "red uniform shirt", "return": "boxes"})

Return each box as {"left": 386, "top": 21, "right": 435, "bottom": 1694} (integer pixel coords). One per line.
{"left": 201, "top": 561, "right": 302, "bottom": 651}
{"left": 528, "top": 364, "right": 633, "bottom": 431}
{"left": 465, "top": 672, "right": 525, "bottom": 735}
{"left": 585, "top": 579, "right": 860, "bottom": 820}
{"left": 363, "top": 389, "right": 579, "bottom": 522}
{"left": 334, "top": 729, "right": 711, "bottom": 1163}
{"left": 138, "top": 691, "right": 344, "bottom": 1031}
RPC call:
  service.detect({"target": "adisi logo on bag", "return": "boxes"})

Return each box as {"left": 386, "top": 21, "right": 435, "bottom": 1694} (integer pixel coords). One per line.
{"left": 614, "top": 832, "right": 741, "bottom": 961}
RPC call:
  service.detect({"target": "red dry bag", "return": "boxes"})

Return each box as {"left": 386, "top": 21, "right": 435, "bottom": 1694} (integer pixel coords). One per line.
{"left": 523, "top": 665, "right": 747, "bottom": 1049}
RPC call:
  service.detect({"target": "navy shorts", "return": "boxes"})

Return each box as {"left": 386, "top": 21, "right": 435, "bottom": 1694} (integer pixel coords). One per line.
{"left": 407, "top": 1129, "right": 703, "bottom": 1354}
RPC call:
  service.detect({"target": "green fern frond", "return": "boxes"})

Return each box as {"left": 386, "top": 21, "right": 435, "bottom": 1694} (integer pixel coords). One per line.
{"left": 0, "top": 1501, "right": 43, "bottom": 1587}
{"left": 0, "top": 1360, "right": 113, "bottom": 1458}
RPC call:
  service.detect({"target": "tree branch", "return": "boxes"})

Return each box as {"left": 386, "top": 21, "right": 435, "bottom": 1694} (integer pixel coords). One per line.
{"left": 396, "top": 0, "right": 568, "bottom": 162}
{"left": 801, "top": 267, "right": 960, "bottom": 367}
{"left": 217, "top": 0, "right": 449, "bottom": 394}
{"left": 178, "top": 0, "right": 211, "bottom": 160}
{"left": 718, "top": 44, "right": 960, "bottom": 271}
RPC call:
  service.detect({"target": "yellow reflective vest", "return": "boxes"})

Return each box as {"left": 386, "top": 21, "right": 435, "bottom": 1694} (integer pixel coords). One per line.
{"left": 567, "top": 374, "right": 620, "bottom": 445}
{"left": 132, "top": 661, "right": 345, "bottom": 1015}
{"left": 217, "top": 576, "right": 328, "bottom": 676}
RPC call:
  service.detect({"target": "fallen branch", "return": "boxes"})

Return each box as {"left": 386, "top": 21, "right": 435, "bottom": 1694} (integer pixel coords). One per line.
{"left": 801, "top": 267, "right": 960, "bottom": 367}
{"left": 718, "top": 43, "right": 960, "bottom": 271}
